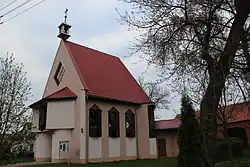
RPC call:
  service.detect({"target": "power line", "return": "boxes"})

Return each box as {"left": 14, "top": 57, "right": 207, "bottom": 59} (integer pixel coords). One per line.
{"left": 0, "top": 0, "right": 33, "bottom": 18}
{"left": 0, "top": 0, "right": 19, "bottom": 12}
{"left": 0, "top": 0, "right": 46, "bottom": 25}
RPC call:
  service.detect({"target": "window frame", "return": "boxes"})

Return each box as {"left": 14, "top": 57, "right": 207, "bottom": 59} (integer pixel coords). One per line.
{"left": 108, "top": 107, "right": 120, "bottom": 138}
{"left": 38, "top": 108, "right": 47, "bottom": 131}
{"left": 59, "top": 141, "right": 69, "bottom": 152}
{"left": 89, "top": 104, "right": 102, "bottom": 137}
{"left": 54, "top": 62, "right": 65, "bottom": 85}
{"left": 125, "top": 109, "right": 135, "bottom": 138}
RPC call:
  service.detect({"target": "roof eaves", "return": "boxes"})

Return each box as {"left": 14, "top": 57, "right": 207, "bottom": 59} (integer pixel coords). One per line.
{"left": 218, "top": 119, "right": 250, "bottom": 126}
{"left": 87, "top": 94, "right": 142, "bottom": 105}
{"left": 46, "top": 96, "right": 77, "bottom": 102}
{"left": 29, "top": 98, "right": 46, "bottom": 108}
{"left": 155, "top": 127, "right": 179, "bottom": 131}
{"left": 155, "top": 118, "right": 176, "bottom": 123}
{"left": 29, "top": 96, "right": 77, "bottom": 109}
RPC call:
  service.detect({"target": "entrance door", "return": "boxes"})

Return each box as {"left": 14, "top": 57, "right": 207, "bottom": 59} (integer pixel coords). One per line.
{"left": 59, "top": 141, "right": 70, "bottom": 160}
{"left": 228, "top": 127, "right": 248, "bottom": 148}
{"left": 157, "top": 139, "right": 167, "bottom": 157}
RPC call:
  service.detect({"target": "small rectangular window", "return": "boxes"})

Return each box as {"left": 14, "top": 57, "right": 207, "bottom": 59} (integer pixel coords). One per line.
{"left": 148, "top": 105, "right": 156, "bottom": 138}
{"left": 59, "top": 141, "right": 69, "bottom": 152}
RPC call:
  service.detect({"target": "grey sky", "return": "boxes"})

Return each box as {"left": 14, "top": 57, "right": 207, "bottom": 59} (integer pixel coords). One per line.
{"left": 0, "top": 0, "right": 181, "bottom": 120}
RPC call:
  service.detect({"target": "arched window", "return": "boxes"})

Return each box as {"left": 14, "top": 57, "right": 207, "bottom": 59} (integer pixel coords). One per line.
{"left": 125, "top": 109, "right": 135, "bottom": 138}
{"left": 108, "top": 107, "right": 120, "bottom": 137}
{"left": 89, "top": 104, "right": 102, "bottom": 137}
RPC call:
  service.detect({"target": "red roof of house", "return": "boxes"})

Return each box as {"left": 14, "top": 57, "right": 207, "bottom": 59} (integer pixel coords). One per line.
{"left": 156, "top": 102, "right": 250, "bottom": 130}
{"left": 175, "top": 110, "right": 200, "bottom": 119}
{"left": 46, "top": 87, "right": 77, "bottom": 99}
{"left": 155, "top": 119, "right": 181, "bottom": 130}
{"left": 64, "top": 41, "right": 151, "bottom": 104}
{"left": 29, "top": 87, "right": 77, "bottom": 108}
{"left": 219, "top": 102, "right": 250, "bottom": 123}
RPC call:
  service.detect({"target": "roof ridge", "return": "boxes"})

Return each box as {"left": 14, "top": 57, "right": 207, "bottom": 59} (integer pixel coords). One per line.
{"left": 46, "top": 87, "right": 76, "bottom": 99}
{"left": 46, "top": 87, "right": 68, "bottom": 98}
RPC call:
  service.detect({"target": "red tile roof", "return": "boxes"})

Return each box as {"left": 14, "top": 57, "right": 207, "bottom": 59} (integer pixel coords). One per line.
{"left": 156, "top": 102, "right": 250, "bottom": 130}
{"left": 218, "top": 102, "right": 250, "bottom": 123}
{"left": 175, "top": 110, "right": 200, "bottom": 119}
{"left": 155, "top": 119, "right": 181, "bottom": 130}
{"left": 226, "top": 121, "right": 250, "bottom": 129}
{"left": 46, "top": 87, "right": 77, "bottom": 99}
{"left": 64, "top": 41, "right": 151, "bottom": 104}
{"left": 29, "top": 87, "right": 77, "bottom": 108}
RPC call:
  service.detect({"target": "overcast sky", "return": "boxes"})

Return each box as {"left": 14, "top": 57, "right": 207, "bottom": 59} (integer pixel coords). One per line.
{"left": 0, "top": 0, "right": 181, "bottom": 119}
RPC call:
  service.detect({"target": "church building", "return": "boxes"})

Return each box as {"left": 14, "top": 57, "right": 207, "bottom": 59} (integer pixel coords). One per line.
{"left": 30, "top": 11, "right": 157, "bottom": 163}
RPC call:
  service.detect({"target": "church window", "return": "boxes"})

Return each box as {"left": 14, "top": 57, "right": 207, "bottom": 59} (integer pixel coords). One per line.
{"left": 125, "top": 109, "right": 135, "bottom": 138}
{"left": 89, "top": 104, "right": 102, "bottom": 137}
{"left": 54, "top": 62, "right": 65, "bottom": 85}
{"left": 108, "top": 107, "right": 120, "bottom": 137}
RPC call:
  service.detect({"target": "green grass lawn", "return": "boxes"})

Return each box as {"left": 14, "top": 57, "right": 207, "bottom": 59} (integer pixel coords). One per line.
{"left": 20, "top": 150, "right": 250, "bottom": 167}
{"left": 217, "top": 150, "right": 250, "bottom": 167}
{"left": 0, "top": 157, "right": 34, "bottom": 165}
{"left": 29, "top": 158, "right": 177, "bottom": 167}
{"left": 28, "top": 157, "right": 250, "bottom": 167}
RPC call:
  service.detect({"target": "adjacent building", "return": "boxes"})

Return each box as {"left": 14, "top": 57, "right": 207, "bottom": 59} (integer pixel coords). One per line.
{"left": 155, "top": 102, "right": 250, "bottom": 158}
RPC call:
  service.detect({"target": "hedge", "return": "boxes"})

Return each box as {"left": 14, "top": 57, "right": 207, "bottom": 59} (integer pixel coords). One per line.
{"left": 215, "top": 137, "right": 244, "bottom": 162}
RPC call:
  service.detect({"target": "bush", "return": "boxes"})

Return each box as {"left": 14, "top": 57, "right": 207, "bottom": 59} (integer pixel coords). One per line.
{"left": 0, "top": 145, "right": 12, "bottom": 161}
{"left": 26, "top": 151, "right": 34, "bottom": 159}
{"left": 215, "top": 137, "right": 244, "bottom": 162}
{"left": 16, "top": 151, "right": 26, "bottom": 159}
{"left": 16, "top": 151, "right": 34, "bottom": 159}
{"left": 177, "top": 93, "right": 203, "bottom": 167}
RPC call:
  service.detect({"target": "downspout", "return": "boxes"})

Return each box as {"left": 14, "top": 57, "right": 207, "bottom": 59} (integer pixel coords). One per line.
{"left": 135, "top": 106, "right": 140, "bottom": 159}
{"left": 85, "top": 91, "right": 89, "bottom": 164}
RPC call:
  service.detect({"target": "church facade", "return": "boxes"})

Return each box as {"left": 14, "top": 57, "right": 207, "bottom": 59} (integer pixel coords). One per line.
{"left": 30, "top": 16, "right": 157, "bottom": 163}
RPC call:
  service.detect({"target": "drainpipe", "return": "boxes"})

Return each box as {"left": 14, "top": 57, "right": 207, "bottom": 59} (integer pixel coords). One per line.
{"left": 135, "top": 106, "right": 140, "bottom": 159}
{"left": 85, "top": 90, "right": 89, "bottom": 164}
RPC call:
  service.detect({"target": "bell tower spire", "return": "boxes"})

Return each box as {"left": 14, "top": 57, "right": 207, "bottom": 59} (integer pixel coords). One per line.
{"left": 57, "top": 8, "right": 71, "bottom": 40}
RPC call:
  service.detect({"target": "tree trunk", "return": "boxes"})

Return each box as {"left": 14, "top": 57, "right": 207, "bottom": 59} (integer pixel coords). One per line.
{"left": 200, "top": 76, "right": 224, "bottom": 167}
{"left": 200, "top": 2, "right": 250, "bottom": 167}
{"left": 227, "top": 135, "right": 235, "bottom": 167}
{"left": 222, "top": 124, "right": 235, "bottom": 167}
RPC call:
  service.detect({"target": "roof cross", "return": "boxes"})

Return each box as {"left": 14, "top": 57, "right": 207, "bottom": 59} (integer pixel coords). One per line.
{"left": 64, "top": 8, "right": 68, "bottom": 23}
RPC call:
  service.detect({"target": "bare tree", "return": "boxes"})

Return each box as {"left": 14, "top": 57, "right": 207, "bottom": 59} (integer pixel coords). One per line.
{"left": 0, "top": 53, "right": 31, "bottom": 159}
{"left": 118, "top": 1, "right": 250, "bottom": 166}
{"left": 217, "top": 86, "right": 241, "bottom": 167}
{"left": 138, "top": 76, "right": 170, "bottom": 119}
